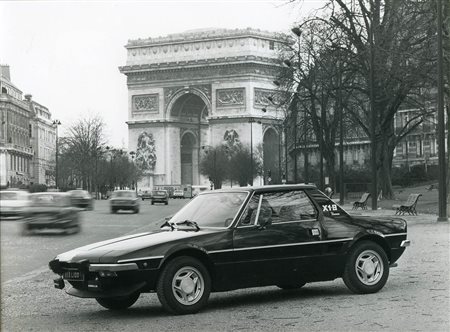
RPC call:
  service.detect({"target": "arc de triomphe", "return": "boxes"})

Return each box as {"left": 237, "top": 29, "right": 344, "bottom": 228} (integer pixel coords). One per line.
{"left": 119, "top": 28, "right": 286, "bottom": 190}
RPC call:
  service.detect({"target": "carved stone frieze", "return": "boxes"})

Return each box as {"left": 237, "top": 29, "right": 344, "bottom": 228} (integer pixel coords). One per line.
{"left": 216, "top": 88, "right": 245, "bottom": 107}
{"left": 254, "top": 88, "right": 283, "bottom": 107}
{"left": 135, "top": 131, "right": 157, "bottom": 173}
{"left": 126, "top": 63, "right": 279, "bottom": 84}
{"left": 132, "top": 94, "right": 159, "bottom": 113}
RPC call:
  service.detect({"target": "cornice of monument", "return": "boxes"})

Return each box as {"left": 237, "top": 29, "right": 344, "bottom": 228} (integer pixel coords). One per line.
{"left": 125, "top": 28, "right": 287, "bottom": 48}
{"left": 119, "top": 55, "right": 282, "bottom": 74}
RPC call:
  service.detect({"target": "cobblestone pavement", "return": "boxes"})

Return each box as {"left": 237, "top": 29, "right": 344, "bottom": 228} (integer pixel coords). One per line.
{"left": 1, "top": 210, "right": 449, "bottom": 332}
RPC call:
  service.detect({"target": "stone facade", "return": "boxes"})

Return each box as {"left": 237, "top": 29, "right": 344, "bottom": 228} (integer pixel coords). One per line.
{"left": 120, "top": 28, "right": 286, "bottom": 189}
{"left": 0, "top": 65, "right": 56, "bottom": 188}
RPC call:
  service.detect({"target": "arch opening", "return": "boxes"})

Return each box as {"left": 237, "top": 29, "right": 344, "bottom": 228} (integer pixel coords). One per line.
{"left": 263, "top": 128, "right": 280, "bottom": 184}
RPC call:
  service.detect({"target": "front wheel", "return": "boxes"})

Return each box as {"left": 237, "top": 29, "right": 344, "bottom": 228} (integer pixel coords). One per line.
{"left": 95, "top": 293, "right": 140, "bottom": 310}
{"left": 156, "top": 256, "right": 211, "bottom": 315}
{"left": 343, "top": 241, "right": 389, "bottom": 294}
{"left": 276, "top": 281, "right": 306, "bottom": 290}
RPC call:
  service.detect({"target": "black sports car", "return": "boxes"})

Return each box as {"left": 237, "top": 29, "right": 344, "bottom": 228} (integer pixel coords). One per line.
{"left": 49, "top": 184, "right": 409, "bottom": 314}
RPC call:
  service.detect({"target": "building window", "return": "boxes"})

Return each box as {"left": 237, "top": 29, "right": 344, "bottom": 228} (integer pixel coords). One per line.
{"left": 1, "top": 87, "right": 7, "bottom": 94}
{"left": 269, "top": 41, "right": 275, "bottom": 50}
{"left": 29, "top": 124, "right": 32, "bottom": 138}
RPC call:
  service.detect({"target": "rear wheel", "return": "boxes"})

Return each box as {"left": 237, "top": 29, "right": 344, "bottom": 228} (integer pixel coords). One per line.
{"left": 157, "top": 256, "right": 211, "bottom": 315}
{"left": 95, "top": 293, "right": 140, "bottom": 310}
{"left": 343, "top": 241, "right": 389, "bottom": 294}
{"left": 111, "top": 208, "right": 116, "bottom": 214}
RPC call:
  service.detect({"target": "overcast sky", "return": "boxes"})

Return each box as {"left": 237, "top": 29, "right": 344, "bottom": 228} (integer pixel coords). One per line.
{"left": 1, "top": 0, "right": 325, "bottom": 148}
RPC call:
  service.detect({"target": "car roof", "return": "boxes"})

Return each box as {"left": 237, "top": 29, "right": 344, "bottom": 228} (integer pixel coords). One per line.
{"left": 203, "top": 183, "right": 317, "bottom": 194}
{"left": 29, "top": 192, "right": 69, "bottom": 196}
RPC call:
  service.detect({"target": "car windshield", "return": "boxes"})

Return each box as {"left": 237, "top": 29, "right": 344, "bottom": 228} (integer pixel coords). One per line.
{"left": 71, "top": 190, "right": 87, "bottom": 197}
{"left": 0, "top": 192, "right": 19, "bottom": 200}
{"left": 112, "top": 191, "right": 135, "bottom": 198}
{"left": 30, "top": 194, "right": 69, "bottom": 207}
{"left": 153, "top": 191, "right": 166, "bottom": 195}
{"left": 169, "top": 192, "right": 248, "bottom": 228}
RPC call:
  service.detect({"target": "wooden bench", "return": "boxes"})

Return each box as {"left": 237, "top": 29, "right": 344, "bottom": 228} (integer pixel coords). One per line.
{"left": 352, "top": 192, "right": 371, "bottom": 210}
{"left": 393, "top": 193, "right": 422, "bottom": 215}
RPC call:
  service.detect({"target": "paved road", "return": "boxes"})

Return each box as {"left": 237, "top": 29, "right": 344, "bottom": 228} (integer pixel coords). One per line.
{"left": 1, "top": 204, "right": 449, "bottom": 331}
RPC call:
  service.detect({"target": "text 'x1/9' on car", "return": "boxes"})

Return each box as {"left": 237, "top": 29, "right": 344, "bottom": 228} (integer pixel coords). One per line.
{"left": 49, "top": 184, "right": 410, "bottom": 315}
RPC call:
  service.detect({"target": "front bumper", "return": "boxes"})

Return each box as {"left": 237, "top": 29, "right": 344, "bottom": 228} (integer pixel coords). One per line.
{"left": 49, "top": 259, "right": 158, "bottom": 298}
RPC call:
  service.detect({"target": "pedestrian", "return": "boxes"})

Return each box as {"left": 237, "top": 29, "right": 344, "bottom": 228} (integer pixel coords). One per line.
{"left": 324, "top": 186, "right": 333, "bottom": 198}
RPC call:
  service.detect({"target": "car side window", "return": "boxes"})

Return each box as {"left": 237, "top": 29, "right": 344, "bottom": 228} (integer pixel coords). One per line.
{"left": 263, "top": 190, "right": 318, "bottom": 223}
{"left": 238, "top": 194, "right": 260, "bottom": 226}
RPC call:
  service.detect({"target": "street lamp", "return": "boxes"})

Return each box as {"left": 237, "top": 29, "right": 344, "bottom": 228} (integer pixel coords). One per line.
{"left": 129, "top": 151, "right": 137, "bottom": 193}
{"left": 52, "top": 119, "right": 61, "bottom": 189}
{"left": 436, "top": 0, "right": 448, "bottom": 222}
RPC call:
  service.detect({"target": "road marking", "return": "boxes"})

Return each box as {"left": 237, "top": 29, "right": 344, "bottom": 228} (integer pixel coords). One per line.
{"left": 2, "top": 265, "right": 49, "bottom": 286}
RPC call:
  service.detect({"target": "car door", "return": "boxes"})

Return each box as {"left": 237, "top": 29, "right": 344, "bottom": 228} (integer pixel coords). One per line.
{"left": 232, "top": 190, "right": 321, "bottom": 287}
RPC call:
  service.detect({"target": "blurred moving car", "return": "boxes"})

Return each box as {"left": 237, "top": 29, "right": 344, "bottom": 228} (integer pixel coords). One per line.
{"left": 140, "top": 190, "right": 152, "bottom": 201}
{"left": 151, "top": 190, "right": 169, "bottom": 205}
{"left": 0, "top": 190, "right": 29, "bottom": 218}
{"left": 110, "top": 190, "right": 139, "bottom": 213}
{"left": 172, "top": 189, "right": 185, "bottom": 199}
{"left": 68, "top": 189, "right": 94, "bottom": 210}
{"left": 22, "top": 192, "right": 81, "bottom": 235}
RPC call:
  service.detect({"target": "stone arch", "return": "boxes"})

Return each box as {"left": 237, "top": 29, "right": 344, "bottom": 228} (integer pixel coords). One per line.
{"left": 263, "top": 127, "right": 280, "bottom": 184}
{"left": 166, "top": 88, "right": 211, "bottom": 119}
{"left": 180, "top": 131, "right": 198, "bottom": 185}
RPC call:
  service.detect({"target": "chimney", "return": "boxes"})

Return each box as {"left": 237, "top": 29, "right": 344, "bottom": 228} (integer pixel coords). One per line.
{"left": 25, "top": 94, "right": 32, "bottom": 101}
{"left": 0, "top": 65, "right": 11, "bottom": 81}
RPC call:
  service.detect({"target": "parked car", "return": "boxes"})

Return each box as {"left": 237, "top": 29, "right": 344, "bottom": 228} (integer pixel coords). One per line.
{"left": 151, "top": 190, "right": 169, "bottom": 205}
{"left": 49, "top": 184, "right": 409, "bottom": 315}
{"left": 23, "top": 192, "right": 81, "bottom": 235}
{"left": 68, "top": 189, "right": 94, "bottom": 210}
{"left": 172, "top": 189, "right": 185, "bottom": 199}
{"left": 0, "top": 190, "right": 29, "bottom": 218}
{"left": 110, "top": 190, "right": 139, "bottom": 213}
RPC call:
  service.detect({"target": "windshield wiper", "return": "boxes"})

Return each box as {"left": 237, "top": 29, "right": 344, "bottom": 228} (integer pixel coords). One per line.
{"left": 176, "top": 220, "right": 200, "bottom": 231}
{"left": 160, "top": 220, "right": 176, "bottom": 231}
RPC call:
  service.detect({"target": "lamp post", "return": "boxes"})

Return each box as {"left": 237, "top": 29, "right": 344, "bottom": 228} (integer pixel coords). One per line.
{"left": 436, "top": 0, "right": 448, "bottom": 222}
{"left": 129, "top": 151, "right": 137, "bottom": 193}
{"left": 52, "top": 119, "right": 61, "bottom": 189}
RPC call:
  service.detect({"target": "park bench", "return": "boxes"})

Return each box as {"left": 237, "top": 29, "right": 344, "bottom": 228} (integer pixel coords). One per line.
{"left": 393, "top": 193, "right": 422, "bottom": 216}
{"left": 352, "top": 192, "right": 371, "bottom": 210}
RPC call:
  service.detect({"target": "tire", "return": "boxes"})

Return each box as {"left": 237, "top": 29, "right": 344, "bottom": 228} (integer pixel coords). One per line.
{"left": 156, "top": 256, "right": 211, "bottom": 315}
{"left": 343, "top": 241, "right": 389, "bottom": 294}
{"left": 276, "top": 281, "right": 306, "bottom": 290}
{"left": 111, "top": 208, "right": 116, "bottom": 214}
{"left": 21, "top": 223, "right": 30, "bottom": 236}
{"left": 151, "top": 201, "right": 154, "bottom": 205}
{"left": 134, "top": 208, "right": 139, "bottom": 214}
{"left": 95, "top": 293, "right": 140, "bottom": 310}
{"left": 165, "top": 201, "right": 168, "bottom": 205}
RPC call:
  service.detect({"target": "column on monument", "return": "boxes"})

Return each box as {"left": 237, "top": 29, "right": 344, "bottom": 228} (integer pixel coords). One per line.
{"left": 166, "top": 125, "right": 181, "bottom": 185}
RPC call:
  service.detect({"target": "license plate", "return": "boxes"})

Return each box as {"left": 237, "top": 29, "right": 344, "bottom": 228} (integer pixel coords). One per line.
{"left": 63, "top": 270, "right": 84, "bottom": 281}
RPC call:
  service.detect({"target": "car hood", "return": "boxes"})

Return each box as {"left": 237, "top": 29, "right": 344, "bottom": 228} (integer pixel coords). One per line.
{"left": 55, "top": 228, "right": 219, "bottom": 263}
{"left": 349, "top": 215, "right": 407, "bottom": 234}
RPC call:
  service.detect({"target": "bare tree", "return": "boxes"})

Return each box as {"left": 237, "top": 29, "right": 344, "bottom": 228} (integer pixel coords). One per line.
{"left": 59, "top": 116, "right": 106, "bottom": 191}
